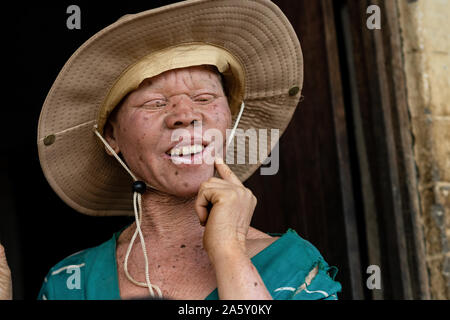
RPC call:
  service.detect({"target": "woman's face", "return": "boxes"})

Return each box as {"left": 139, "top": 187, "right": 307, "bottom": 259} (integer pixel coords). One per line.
{"left": 105, "top": 66, "right": 232, "bottom": 197}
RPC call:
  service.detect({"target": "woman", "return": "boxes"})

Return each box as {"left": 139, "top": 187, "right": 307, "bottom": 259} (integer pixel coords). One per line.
{"left": 0, "top": 0, "right": 341, "bottom": 300}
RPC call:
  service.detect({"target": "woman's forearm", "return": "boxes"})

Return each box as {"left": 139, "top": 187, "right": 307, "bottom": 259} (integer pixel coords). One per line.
{"left": 208, "top": 243, "right": 273, "bottom": 300}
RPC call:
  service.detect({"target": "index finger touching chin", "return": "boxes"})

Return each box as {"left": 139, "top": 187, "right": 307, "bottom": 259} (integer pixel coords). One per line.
{"left": 214, "top": 157, "right": 242, "bottom": 185}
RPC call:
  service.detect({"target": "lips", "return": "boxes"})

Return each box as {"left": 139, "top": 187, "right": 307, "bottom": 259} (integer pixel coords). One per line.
{"left": 167, "top": 144, "right": 204, "bottom": 157}
{"left": 164, "top": 138, "right": 212, "bottom": 164}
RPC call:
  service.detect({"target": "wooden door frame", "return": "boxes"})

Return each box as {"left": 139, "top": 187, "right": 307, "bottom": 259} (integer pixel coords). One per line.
{"left": 334, "top": 0, "right": 430, "bottom": 299}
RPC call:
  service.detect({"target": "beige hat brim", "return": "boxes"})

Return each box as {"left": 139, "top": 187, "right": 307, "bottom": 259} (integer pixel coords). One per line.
{"left": 37, "top": 0, "right": 303, "bottom": 216}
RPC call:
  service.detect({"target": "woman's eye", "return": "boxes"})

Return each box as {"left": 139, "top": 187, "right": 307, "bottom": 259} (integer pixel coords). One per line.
{"left": 194, "top": 94, "right": 215, "bottom": 104}
{"left": 142, "top": 99, "right": 167, "bottom": 108}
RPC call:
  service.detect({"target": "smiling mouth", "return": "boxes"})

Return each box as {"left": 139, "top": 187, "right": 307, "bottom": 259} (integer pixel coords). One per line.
{"left": 164, "top": 142, "right": 215, "bottom": 165}
{"left": 166, "top": 144, "right": 205, "bottom": 158}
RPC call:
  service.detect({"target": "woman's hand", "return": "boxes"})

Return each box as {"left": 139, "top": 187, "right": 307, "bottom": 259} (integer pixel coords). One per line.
{"left": 195, "top": 157, "right": 257, "bottom": 256}
{"left": 195, "top": 158, "right": 272, "bottom": 300}
{"left": 0, "top": 243, "right": 13, "bottom": 300}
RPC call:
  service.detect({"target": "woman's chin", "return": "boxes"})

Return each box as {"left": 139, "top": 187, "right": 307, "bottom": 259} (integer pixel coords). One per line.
{"left": 161, "top": 172, "right": 213, "bottom": 198}
{"left": 164, "top": 182, "right": 202, "bottom": 198}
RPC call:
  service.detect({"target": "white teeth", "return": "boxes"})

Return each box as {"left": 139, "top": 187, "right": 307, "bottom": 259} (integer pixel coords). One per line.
{"left": 169, "top": 144, "right": 204, "bottom": 157}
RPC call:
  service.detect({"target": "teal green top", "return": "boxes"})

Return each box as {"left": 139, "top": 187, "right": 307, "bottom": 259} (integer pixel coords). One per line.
{"left": 37, "top": 228, "right": 341, "bottom": 300}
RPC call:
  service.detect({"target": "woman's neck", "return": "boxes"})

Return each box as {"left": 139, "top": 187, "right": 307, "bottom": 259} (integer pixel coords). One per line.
{"left": 125, "top": 189, "right": 205, "bottom": 250}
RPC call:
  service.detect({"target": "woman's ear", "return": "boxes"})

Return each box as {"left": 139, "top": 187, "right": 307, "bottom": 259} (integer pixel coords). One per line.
{"left": 103, "top": 121, "right": 121, "bottom": 156}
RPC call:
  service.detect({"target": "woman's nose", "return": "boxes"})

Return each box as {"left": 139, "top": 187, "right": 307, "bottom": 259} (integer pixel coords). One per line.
{"left": 164, "top": 99, "right": 202, "bottom": 129}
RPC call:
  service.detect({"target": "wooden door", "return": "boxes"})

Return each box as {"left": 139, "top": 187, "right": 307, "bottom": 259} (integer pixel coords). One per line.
{"left": 247, "top": 0, "right": 365, "bottom": 300}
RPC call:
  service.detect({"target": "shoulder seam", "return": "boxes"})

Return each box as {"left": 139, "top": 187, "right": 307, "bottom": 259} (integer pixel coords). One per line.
{"left": 51, "top": 263, "right": 86, "bottom": 276}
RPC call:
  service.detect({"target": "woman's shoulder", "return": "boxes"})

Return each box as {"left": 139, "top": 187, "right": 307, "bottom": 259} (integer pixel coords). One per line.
{"left": 49, "top": 233, "right": 117, "bottom": 272}
{"left": 278, "top": 229, "right": 326, "bottom": 260}
{"left": 252, "top": 228, "right": 342, "bottom": 300}
{"left": 248, "top": 227, "right": 323, "bottom": 261}
{"left": 258, "top": 228, "right": 334, "bottom": 272}
{"left": 37, "top": 233, "right": 119, "bottom": 300}
{"left": 246, "top": 227, "right": 279, "bottom": 258}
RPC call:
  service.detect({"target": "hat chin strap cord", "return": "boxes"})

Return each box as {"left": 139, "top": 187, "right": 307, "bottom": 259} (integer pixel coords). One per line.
{"left": 93, "top": 101, "right": 245, "bottom": 299}
{"left": 94, "top": 126, "right": 163, "bottom": 298}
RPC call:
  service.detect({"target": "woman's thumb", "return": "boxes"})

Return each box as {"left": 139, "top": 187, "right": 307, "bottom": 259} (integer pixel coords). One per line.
{"left": 0, "top": 243, "right": 13, "bottom": 300}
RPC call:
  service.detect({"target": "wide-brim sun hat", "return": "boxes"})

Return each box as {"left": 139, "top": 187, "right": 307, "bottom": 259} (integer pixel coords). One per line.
{"left": 37, "top": 0, "right": 304, "bottom": 217}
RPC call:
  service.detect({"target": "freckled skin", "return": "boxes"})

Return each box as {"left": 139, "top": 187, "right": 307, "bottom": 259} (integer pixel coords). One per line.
{"left": 105, "top": 66, "right": 275, "bottom": 300}
{"left": 104, "top": 66, "right": 232, "bottom": 197}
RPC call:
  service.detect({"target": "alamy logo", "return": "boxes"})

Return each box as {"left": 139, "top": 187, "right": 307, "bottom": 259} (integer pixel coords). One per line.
{"left": 66, "top": 5, "right": 81, "bottom": 30}
{"left": 366, "top": 5, "right": 381, "bottom": 30}
{"left": 366, "top": 265, "right": 381, "bottom": 290}
{"left": 169, "top": 122, "right": 280, "bottom": 175}
{"left": 66, "top": 265, "right": 82, "bottom": 290}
